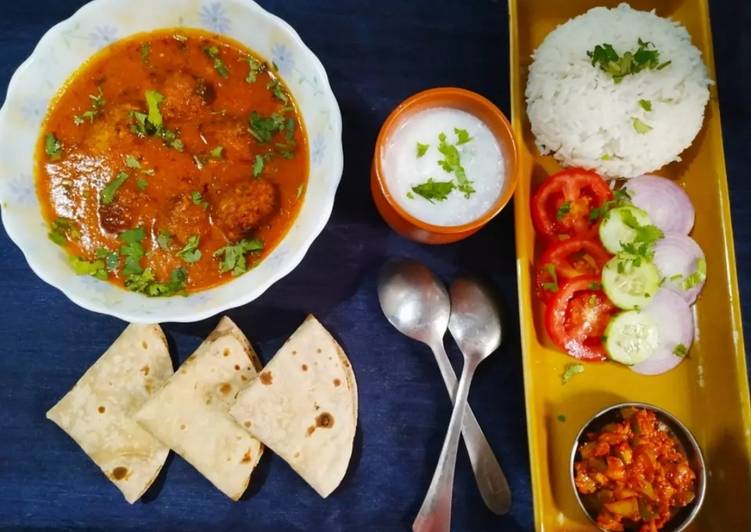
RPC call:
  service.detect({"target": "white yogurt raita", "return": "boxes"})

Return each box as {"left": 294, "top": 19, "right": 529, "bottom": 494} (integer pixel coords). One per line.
{"left": 382, "top": 107, "right": 505, "bottom": 227}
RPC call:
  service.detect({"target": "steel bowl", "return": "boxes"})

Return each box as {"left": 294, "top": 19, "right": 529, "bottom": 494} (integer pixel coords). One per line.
{"left": 570, "top": 402, "right": 707, "bottom": 531}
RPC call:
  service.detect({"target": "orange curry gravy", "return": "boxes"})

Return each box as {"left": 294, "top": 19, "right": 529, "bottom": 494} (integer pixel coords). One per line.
{"left": 36, "top": 28, "right": 308, "bottom": 295}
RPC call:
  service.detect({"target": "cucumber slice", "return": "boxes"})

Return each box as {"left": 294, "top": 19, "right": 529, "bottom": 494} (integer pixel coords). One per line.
{"left": 599, "top": 206, "right": 651, "bottom": 253}
{"left": 602, "top": 257, "right": 660, "bottom": 309}
{"left": 605, "top": 310, "right": 659, "bottom": 365}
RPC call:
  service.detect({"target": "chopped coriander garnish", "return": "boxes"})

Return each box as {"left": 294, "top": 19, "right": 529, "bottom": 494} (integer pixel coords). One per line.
{"left": 100, "top": 171, "right": 129, "bottom": 205}
{"left": 267, "top": 79, "right": 289, "bottom": 104}
{"left": 454, "top": 127, "right": 473, "bottom": 145}
{"left": 69, "top": 255, "right": 108, "bottom": 280}
{"left": 118, "top": 227, "right": 146, "bottom": 275}
{"left": 437, "top": 132, "right": 475, "bottom": 198}
{"left": 95, "top": 247, "right": 120, "bottom": 271}
{"left": 673, "top": 343, "right": 688, "bottom": 357}
{"left": 136, "top": 177, "right": 148, "bottom": 191}
{"left": 248, "top": 111, "right": 286, "bottom": 143}
{"left": 561, "top": 363, "right": 584, "bottom": 384}
{"left": 619, "top": 209, "right": 663, "bottom": 247}
{"left": 214, "top": 238, "right": 264, "bottom": 276}
{"left": 191, "top": 191, "right": 205, "bottom": 206}
{"left": 210, "top": 145, "right": 224, "bottom": 159}
{"left": 410, "top": 179, "right": 455, "bottom": 203}
{"left": 556, "top": 414, "right": 566, "bottom": 423}
{"left": 140, "top": 42, "right": 151, "bottom": 64}
{"left": 601, "top": 153, "right": 613, "bottom": 161}
{"left": 682, "top": 258, "right": 706, "bottom": 290}
{"left": 125, "top": 267, "right": 187, "bottom": 297}
{"left": 204, "top": 45, "right": 229, "bottom": 78}
{"left": 48, "top": 217, "right": 80, "bottom": 246}
{"left": 589, "top": 188, "right": 631, "bottom": 221}
{"left": 74, "top": 87, "right": 106, "bottom": 125}
{"left": 406, "top": 191, "right": 415, "bottom": 200}
{"left": 145, "top": 90, "right": 164, "bottom": 128}
{"left": 157, "top": 230, "right": 173, "bottom": 251}
{"left": 639, "top": 99, "right": 652, "bottom": 112}
{"left": 589, "top": 281, "right": 602, "bottom": 290}
{"left": 177, "top": 235, "right": 202, "bottom": 263}
{"left": 541, "top": 263, "right": 558, "bottom": 292}
{"left": 587, "top": 38, "right": 667, "bottom": 83}
{"left": 45, "top": 133, "right": 63, "bottom": 161}
{"left": 252, "top": 154, "right": 268, "bottom": 177}
{"left": 124, "top": 154, "right": 141, "bottom": 169}
{"left": 556, "top": 201, "right": 571, "bottom": 220}
{"left": 416, "top": 142, "right": 429, "bottom": 158}
{"left": 245, "top": 56, "right": 265, "bottom": 83}
{"left": 632, "top": 117, "right": 653, "bottom": 134}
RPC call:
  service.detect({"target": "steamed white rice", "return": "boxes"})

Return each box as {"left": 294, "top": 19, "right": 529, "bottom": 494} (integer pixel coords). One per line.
{"left": 525, "top": 3, "right": 711, "bottom": 178}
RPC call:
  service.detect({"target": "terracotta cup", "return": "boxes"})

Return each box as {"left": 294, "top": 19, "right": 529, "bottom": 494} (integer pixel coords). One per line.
{"left": 371, "top": 87, "right": 518, "bottom": 244}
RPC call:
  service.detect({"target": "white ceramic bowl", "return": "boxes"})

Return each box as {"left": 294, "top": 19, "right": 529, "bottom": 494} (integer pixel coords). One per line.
{"left": 0, "top": 0, "right": 343, "bottom": 323}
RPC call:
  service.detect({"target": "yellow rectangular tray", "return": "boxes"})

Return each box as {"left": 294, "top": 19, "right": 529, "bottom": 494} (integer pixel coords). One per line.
{"left": 509, "top": 0, "right": 751, "bottom": 529}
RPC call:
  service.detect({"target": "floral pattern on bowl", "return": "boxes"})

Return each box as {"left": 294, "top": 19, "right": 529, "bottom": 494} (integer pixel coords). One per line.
{"left": 0, "top": 0, "right": 343, "bottom": 323}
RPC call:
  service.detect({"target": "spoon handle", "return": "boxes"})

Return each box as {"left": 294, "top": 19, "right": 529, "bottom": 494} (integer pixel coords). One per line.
{"left": 413, "top": 359, "right": 478, "bottom": 532}
{"left": 430, "top": 342, "right": 511, "bottom": 514}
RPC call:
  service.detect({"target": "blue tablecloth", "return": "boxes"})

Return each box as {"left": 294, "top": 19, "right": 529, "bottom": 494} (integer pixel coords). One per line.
{"left": 0, "top": 1, "right": 748, "bottom": 530}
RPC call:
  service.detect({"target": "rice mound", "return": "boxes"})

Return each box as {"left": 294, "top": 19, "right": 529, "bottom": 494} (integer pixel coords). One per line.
{"left": 525, "top": 3, "right": 711, "bottom": 178}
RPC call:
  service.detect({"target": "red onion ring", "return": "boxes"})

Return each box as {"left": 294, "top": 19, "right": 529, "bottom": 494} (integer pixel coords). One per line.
{"left": 631, "top": 289, "right": 694, "bottom": 375}
{"left": 652, "top": 233, "right": 706, "bottom": 305}
{"left": 625, "top": 175, "right": 695, "bottom": 235}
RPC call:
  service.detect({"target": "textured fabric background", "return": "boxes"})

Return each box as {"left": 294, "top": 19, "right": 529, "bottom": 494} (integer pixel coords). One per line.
{"left": 0, "top": 1, "right": 748, "bottom": 530}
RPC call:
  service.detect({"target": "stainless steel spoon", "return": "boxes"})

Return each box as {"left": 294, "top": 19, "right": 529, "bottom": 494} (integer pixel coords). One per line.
{"left": 377, "top": 259, "right": 510, "bottom": 515}
{"left": 413, "top": 275, "right": 507, "bottom": 532}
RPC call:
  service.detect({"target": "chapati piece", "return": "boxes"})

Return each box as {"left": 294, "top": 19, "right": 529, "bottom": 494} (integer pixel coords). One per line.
{"left": 229, "top": 315, "right": 358, "bottom": 498}
{"left": 46, "top": 324, "right": 173, "bottom": 504}
{"left": 134, "top": 317, "right": 263, "bottom": 501}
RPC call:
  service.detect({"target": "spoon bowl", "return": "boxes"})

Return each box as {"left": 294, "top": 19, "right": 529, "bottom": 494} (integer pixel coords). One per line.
{"left": 377, "top": 259, "right": 450, "bottom": 344}
{"left": 448, "top": 276, "right": 504, "bottom": 361}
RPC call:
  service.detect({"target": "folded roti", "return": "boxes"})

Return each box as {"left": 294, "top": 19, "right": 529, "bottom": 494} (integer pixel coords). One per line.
{"left": 134, "top": 317, "right": 263, "bottom": 500}
{"left": 46, "top": 324, "right": 173, "bottom": 503}
{"left": 229, "top": 315, "right": 358, "bottom": 498}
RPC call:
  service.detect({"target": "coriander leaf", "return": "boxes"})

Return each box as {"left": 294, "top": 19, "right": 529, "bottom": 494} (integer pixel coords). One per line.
{"left": 416, "top": 142, "right": 429, "bottom": 158}
{"left": 48, "top": 217, "right": 80, "bottom": 246}
{"left": 125, "top": 267, "right": 187, "bottom": 297}
{"left": 632, "top": 117, "right": 652, "bottom": 134}
{"left": 248, "top": 111, "right": 286, "bottom": 143}
{"left": 245, "top": 56, "right": 264, "bottom": 83}
{"left": 96, "top": 247, "right": 119, "bottom": 271}
{"left": 454, "top": 127, "right": 473, "bottom": 145}
{"left": 639, "top": 99, "right": 652, "bottom": 112}
{"left": 177, "top": 235, "right": 202, "bottom": 263}
{"left": 191, "top": 191, "right": 204, "bottom": 205}
{"left": 210, "top": 145, "right": 224, "bottom": 159}
{"left": 136, "top": 177, "right": 148, "bottom": 191}
{"left": 406, "top": 191, "right": 415, "bottom": 200}
{"left": 587, "top": 39, "right": 667, "bottom": 83}
{"left": 601, "top": 153, "right": 613, "bottom": 161}
{"left": 252, "top": 154, "right": 267, "bottom": 177}
{"left": 100, "top": 171, "right": 129, "bottom": 205}
{"left": 118, "top": 227, "right": 145, "bottom": 275}
{"left": 124, "top": 154, "right": 141, "bottom": 169}
{"left": 214, "top": 238, "right": 264, "bottom": 276}
{"left": 673, "top": 343, "right": 688, "bottom": 357}
{"left": 541, "top": 263, "right": 558, "bottom": 292}
{"left": 69, "top": 255, "right": 108, "bottom": 280}
{"left": 561, "top": 363, "right": 584, "bottom": 384}
{"left": 682, "top": 258, "right": 706, "bottom": 290}
{"left": 411, "top": 178, "right": 455, "bottom": 203}
{"left": 267, "top": 79, "right": 289, "bottom": 104}
{"left": 45, "top": 133, "right": 63, "bottom": 161}
{"left": 157, "top": 230, "right": 172, "bottom": 251}
{"left": 589, "top": 281, "right": 602, "bottom": 290}
{"left": 557, "top": 415, "right": 567, "bottom": 423}
{"left": 556, "top": 201, "right": 571, "bottom": 220}
{"left": 204, "top": 45, "right": 229, "bottom": 78}
{"left": 437, "top": 132, "right": 475, "bottom": 198}
{"left": 140, "top": 42, "right": 151, "bottom": 64}
{"left": 145, "top": 90, "right": 164, "bottom": 128}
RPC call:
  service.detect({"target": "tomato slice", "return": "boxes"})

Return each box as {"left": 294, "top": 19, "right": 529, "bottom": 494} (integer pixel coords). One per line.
{"left": 531, "top": 168, "right": 613, "bottom": 240}
{"left": 536, "top": 238, "right": 612, "bottom": 301}
{"left": 545, "top": 275, "right": 616, "bottom": 361}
